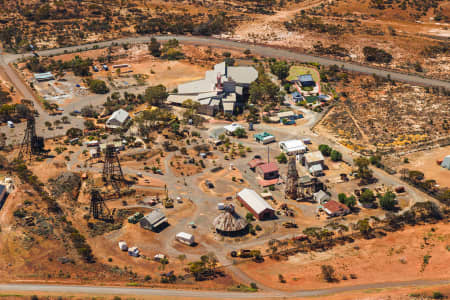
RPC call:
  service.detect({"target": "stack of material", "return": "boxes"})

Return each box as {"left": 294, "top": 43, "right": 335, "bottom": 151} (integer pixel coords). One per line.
{"left": 213, "top": 205, "right": 248, "bottom": 236}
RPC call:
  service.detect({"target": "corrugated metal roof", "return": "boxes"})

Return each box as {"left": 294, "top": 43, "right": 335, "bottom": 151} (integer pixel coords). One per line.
{"left": 177, "top": 79, "right": 215, "bottom": 94}
{"left": 228, "top": 66, "right": 258, "bottom": 84}
{"left": 142, "top": 210, "right": 167, "bottom": 228}
{"left": 257, "top": 162, "right": 278, "bottom": 174}
{"left": 305, "top": 151, "right": 324, "bottom": 163}
{"left": 279, "top": 140, "right": 306, "bottom": 152}
{"left": 108, "top": 109, "right": 129, "bottom": 124}
{"left": 237, "top": 188, "right": 274, "bottom": 215}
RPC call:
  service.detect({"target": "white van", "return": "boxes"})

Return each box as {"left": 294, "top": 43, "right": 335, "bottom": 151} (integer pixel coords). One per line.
{"left": 7, "top": 121, "right": 14, "bottom": 128}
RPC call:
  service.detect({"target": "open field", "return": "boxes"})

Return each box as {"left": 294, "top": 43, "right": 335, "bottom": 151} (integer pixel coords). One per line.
{"left": 394, "top": 146, "right": 450, "bottom": 188}
{"left": 236, "top": 223, "right": 450, "bottom": 291}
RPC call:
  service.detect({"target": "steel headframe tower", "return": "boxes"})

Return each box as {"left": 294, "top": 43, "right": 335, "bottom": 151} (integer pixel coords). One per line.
{"left": 18, "top": 116, "right": 44, "bottom": 161}
{"left": 102, "top": 144, "right": 124, "bottom": 194}
{"left": 285, "top": 157, "right": 299, "bottom": 200}
{"left": 89, "top": 189, "right": 112, "bottom": 221}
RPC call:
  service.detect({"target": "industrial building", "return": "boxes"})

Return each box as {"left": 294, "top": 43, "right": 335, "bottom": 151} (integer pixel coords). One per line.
{"left": 167, "top": 62, "right": 258, "bottom": 116}
{"left": 140, "top": 210, "right": 168, "bottom": 231}
{"left": 236, "top": 188, "right": 275, "bottom": 220}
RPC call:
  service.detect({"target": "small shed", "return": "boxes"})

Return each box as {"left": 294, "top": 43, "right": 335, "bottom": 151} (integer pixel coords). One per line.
{"left": 309, "top": 164, "right": 323, "bottom": 176}
{"left": 313, "top": 190, "right": 330, "bottom": 204}
{"left": 140, "top": 210, "right": 168, "bottom": 231}
{"left": 441, "top": 155, "right": 450, "bottom": 170}
{"left": 176, "top": 232, "right": 195, "bottom": 246}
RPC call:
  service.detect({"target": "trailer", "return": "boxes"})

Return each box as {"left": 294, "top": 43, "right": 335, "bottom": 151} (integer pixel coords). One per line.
{"left": 175, "top": 232, "right": 195, "bottom": 246}
{"left": 118, "top": 241, "right": 128, "bottom": 251}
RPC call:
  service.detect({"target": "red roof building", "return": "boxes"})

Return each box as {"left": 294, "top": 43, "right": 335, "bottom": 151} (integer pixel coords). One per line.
{"left": 256, "top": 162, "right": 279, "bottom": 180}
{"left": 323, "top": 200, "right": 350, "bottom": 217}
{"left": 248, "top": 158, "right": 264, "bottom": 169}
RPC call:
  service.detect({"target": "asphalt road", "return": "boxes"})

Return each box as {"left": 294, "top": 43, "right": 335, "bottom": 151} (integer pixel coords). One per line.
{"left": 1, "top": 35, "right": 449, "bottom": 89}
{"left": 0, "top": 280, "right": 449, "bottom": 298}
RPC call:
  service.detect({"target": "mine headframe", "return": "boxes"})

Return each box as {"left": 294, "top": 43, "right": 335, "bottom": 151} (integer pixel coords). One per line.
{"left": 17, "top": 115, "right": 45, "bottom": 161}
{"left": 89, "top": 189, "right": 114, "bottom": 222}
{"left": 102, "top": 144, "right": 125, "bottom": 195}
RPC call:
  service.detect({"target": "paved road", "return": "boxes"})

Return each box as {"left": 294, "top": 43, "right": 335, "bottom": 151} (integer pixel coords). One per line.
{"left": 0, "top": 280, "right": 449, "bottom": 298}
{"left": 1, "top": 35, "right": 449, "bottom": 89}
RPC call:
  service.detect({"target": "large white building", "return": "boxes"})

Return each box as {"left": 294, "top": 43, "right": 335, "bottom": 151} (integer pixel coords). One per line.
{"left": 167, "top": 62, "right": 258, "bottom": 116}
{"left": 279, "top": 140, "right": 307, "bottom": 155}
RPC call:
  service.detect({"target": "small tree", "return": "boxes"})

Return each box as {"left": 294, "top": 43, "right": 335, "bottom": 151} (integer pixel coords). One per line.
{"left": 318, "top": 144, "right": 332, "bottom": 156}
{"left": 321, "top": 265, "right": 337, "bottom": 282}
{"left": 330, "top": 150, "right": 342, "bottom": 161}
{"left": 233, "top": 128, "right": 247, "bottom": 138}
{"left": 276, "top": 152, "right": 287, "bottom": 164}
{"left": 149, "top": 38, "right": 161, "bottom": 57}
{"left": 245, "top": 213, "right": 254, "bottom": 223}
{"left": 380, "top": 191, "right": 396, "bottom": 210}
{"left": 360, "top": 189, "right": 375, "bottom": 206}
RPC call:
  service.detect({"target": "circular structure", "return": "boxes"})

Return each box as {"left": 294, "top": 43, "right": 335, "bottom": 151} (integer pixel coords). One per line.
{"left": 213, "top": 205, "right": 248, "bottom": 236}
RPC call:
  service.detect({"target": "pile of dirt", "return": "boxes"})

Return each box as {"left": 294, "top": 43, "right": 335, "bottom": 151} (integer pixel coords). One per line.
{"left": 48, "top": 172, "right": 81, "bottom": 201}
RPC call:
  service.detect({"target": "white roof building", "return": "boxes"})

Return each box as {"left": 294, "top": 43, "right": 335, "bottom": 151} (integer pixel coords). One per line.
{"left": 236, "top": 188, "right": 274, "bottom": 220}
{"left": 279, "top": 140, "right": 307, "bottom": 155}
{"left": 106, "top": 109, "right": 130, "bottom": 129}
{"left": 224, "top": 123, "right": 244, "bottom": 134}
